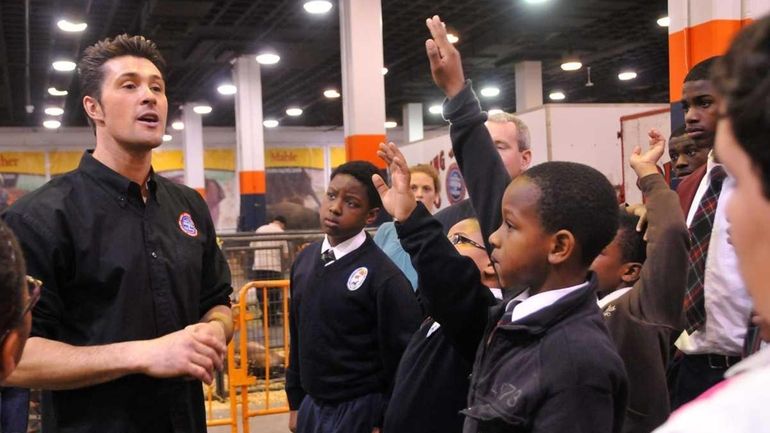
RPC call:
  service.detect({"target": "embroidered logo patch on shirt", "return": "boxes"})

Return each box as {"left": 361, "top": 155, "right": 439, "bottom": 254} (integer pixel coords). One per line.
{"left": 178, "top": 212, "right": 198, "bottom": 237}
{"left": 347, "top": 267, "right": 368, "bottom": 291}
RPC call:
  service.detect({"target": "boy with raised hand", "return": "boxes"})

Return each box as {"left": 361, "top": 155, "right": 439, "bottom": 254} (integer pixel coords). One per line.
{"left": 591, "top": 130, "right": 690, "bottom": 433}
{"left": 373, "top": 142, "right": 627, "bottom": 433}
{"left": 285, "top": 161, "right": 422, "bottom": 433}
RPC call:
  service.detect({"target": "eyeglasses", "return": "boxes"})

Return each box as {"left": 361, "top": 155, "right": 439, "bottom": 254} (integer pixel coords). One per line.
{"left": 449, "top": 233, "right": 486, "bottom": 251}
{"left": 0, "top": 276, "right": 42, "bottom": 344}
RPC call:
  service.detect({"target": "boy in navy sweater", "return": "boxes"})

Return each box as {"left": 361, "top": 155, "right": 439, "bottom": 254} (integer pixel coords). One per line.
{"left": 374, "top": 138, "right": 627, "bottom": 433}
{"left": 285, "top": 161, "right": 422, "bottom": 433}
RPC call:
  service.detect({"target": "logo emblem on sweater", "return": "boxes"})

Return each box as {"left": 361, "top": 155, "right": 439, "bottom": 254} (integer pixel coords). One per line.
{"left": 178, "top": 212, "right": 198, "bottom": 237}
{"left": 347, "top": 267, "right": 368, "bottom": 291}
{"left": 445, "top": 163, "right": 467, "bottom": 205}
{"left": 603, "top": 304, "right": 616, "bottom": 318}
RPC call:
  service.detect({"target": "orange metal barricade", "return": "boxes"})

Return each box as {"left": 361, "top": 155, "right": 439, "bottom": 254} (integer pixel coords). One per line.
{"left": 205, "top": 280, "right": 291, "bottom": 433}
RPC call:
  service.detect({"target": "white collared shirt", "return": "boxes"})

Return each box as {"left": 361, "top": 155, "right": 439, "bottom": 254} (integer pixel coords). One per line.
{"left": 506, "top": 281, "right": 589, "bottom": 323}
{"left": 676, "top": 156, "right": 753, "bottom": 355}
{"left": 597, "top": 286, "right": 633, "bottom": 310}
{"left": 320, "top": 230, "right": 367, "bottom": 266}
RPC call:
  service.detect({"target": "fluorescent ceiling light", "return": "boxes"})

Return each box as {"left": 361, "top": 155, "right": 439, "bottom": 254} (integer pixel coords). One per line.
{"left": 447, "top": 33, "right": 459, "bottom": 44}
{"left": 657, "top": 16, "right": 670, "bottom": 27}
{"left": 162, "top": 134, "right": 172, "bottom": 142}
{"left": 286, "top": 107, "right": 303, "bottom": 116}
{"left": 480, "top": 86, "right": 500, "bottom": 97}
{"left": 561, "top": 61, "right": 582, "bottom": 71}
{"left": 324, "top": 89, "right": 341, "bottom": 98}
{"left": 43, "top": 120, "right": 61, "bottom": 129}
{"left": 193, "top": 105, "right": 212, "bottom": 114}
{"left": 44, "top": 107, "right": 64, "bottom": 116}
{"left": 52, "top": 60, "right": 76, "bottom": 72}
{"left": 171, "top": 121, "right": 184, "bottom": 130}
{"left": 303, "top": 1, "right": 333, "bottom": 14}
{"left": 488, "top": 108, "right": 503, "bottom": 115}
{"left": 429, "top": 104, "right": 443, "bottom": 115}
{"left": 48, "top": 87, "right": 68, "bottom": 96}
{"left": 217, "top": 84, "right": 237, "bottom": 95}
{"left": 57, "top": 19, "right": 87, "bottom": 32}
{"left": 618, "top": 71, "right": 638, "bottom": 81}
{"left": 263, "top": 119, "right": 279, "bottom": 128}
{"left": 549, "top": 91, "right": 566, "bottom": 100}
{"left": 382, "top": 67, "right": 389, "bottom": 75}
{"left": 256, "top": 53, "right": 280, "bottom": 65}
{"left": 385, "top": 121, "right": 398, "bottom": 129}
{"left": 524, "top": 0, "right": 549, "bottom": 3}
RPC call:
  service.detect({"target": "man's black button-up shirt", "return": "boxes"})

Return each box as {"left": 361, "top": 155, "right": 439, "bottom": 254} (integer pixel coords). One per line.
{"left": 3, "top": 151, "right": 232, "bottom": 433}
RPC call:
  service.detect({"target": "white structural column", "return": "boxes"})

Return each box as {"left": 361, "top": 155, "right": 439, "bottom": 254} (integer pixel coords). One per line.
{"left": 340, "top": 0, "right": 386, "bottom": 167}
{"left": 514, "top": 61, "right": 543, "bottom": 112}
{"left": 403, "top": 103, "right": 424, "bottom": 144}
{"left": 182, "top": 102, "right": 205, "bottom": 196}
{"left": 233, "top": 55, "right": 267, "bottom": 231}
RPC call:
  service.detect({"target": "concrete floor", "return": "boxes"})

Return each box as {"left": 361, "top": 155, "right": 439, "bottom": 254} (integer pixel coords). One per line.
{"left": 209, "top": 412, "right": 289, "bottom": 433}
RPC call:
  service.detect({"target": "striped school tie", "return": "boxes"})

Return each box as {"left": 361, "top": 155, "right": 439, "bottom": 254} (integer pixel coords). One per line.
{"left": 321, "top": 249, "right": 336, "bottom": 265}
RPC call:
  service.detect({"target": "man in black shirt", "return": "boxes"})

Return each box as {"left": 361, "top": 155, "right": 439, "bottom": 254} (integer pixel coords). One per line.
{"left": 1, "top": 35, "right": 232, "bottom": 433}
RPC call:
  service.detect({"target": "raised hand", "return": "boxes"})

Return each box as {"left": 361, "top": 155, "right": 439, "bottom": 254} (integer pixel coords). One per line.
{"left": 372, "top": 142, "right": 418, "bottom": 222}
{"left": 425, "top": 15, "right": 465, "bottom": 99}
{"left": 630, "top": 128, "right": 666, "bottom": 178}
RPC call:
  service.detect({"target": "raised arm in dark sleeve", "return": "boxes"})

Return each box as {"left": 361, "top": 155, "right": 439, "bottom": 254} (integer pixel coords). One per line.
{"left": 396, "top": 203, "right": 496, "bottom": 362}
{"left": 443, "top": 80, "right": 511, "bottom": 254}
{"left": 625, "top": 173, "right": 689, "bottom": 328}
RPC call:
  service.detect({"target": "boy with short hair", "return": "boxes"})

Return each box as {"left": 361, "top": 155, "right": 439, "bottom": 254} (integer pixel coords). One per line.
{"left": 374, "top": 142, "right": 627, "bottom": 433}
{"left": 285, "top": 161, "right": 422, "bottom": 433}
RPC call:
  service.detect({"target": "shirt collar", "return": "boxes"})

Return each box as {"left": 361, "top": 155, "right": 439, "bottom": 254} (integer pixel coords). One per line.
{"left": 597, "top": 286, "right": 633, "bottom": 309}
{"left": 321, "top": 230, "right": 367, "bottom": 263}
{"left": 79, "top": 150, "right": 159, "bottom": 204}
{"left": 506, "top": 280, "right": 590, "bottom": 324}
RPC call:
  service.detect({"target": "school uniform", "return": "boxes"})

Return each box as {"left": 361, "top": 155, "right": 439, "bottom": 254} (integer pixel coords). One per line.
{"left": 397, "top": 204, "right": 628, "bottom": 433}
{"left": 598, "top": 174, "right": 690, "bottom": 433}
{"left": 285, "top": 231, "right": 422, "bottom": 433}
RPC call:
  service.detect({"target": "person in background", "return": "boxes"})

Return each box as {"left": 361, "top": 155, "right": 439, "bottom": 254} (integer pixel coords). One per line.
{"left": 251, "top": 215, "right": 289, "bottom": 281}
{"left": 654, "top": 14, "right": 770, "bottom": 433}
{"left": 668, "top": 125, "right": 711, "bottom": 182}
{"left": 374, "top": 164, "right": 440, "bottom": 290}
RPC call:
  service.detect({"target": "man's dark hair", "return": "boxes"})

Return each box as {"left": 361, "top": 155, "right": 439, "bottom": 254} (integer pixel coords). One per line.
{"left": 0, "top": 220, "right": 26, "bottom": 336}
{"left": 330, "top": 161, "right": 383, "bottom": 209}
{"left": 712, "top": 16, "right": 770, "bottom": 199}
{"left": 617, "top": 212, "right": 646, "bottom": 264}
{"left": 273, "top": 215, "right": 288, "bottom": 225}
{"left": 78, "top": 34, "right": 166, "bottom": 104}
{"left": 524, "top": 161, "right": 618, "bottom": 266}
{"left": 684, "top": 56, "right": 720, "bottom": 83}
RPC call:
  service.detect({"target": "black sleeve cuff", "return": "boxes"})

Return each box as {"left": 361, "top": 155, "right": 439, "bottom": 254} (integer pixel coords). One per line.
{"left": 442, "top": 80, "right": 488, "bottom": 126}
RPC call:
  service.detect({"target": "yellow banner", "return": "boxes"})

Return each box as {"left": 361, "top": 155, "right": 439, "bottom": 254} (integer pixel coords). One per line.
{"left": 0, "top": 152, "right": 46, "bottom": 175}
{"left": 265, "top": 146, "right": 346, "bottom": 169}
{"left": 49, "top": 151, "right": 82, "bottom": 175}
{"left": 152, "top": 149, "right": 184, "bottom": 172}
{"left": 204, "top": 149, "right": 235, "bottom": 171}
{"left": 331, "top": 147, "right": 346, "bottom": 168}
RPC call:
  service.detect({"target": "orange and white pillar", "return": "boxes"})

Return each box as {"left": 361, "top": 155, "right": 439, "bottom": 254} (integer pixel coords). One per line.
{"left": 668, "top": 0, "right": 769, "bottom": 126}
{"left": 182, "top": 102, "right": 205, "bottom": 197}
{"left": 340, "top": 0, "right": 386, "bottom": 167}
{"left": 233, "top": 55, "right": 267, "bottom": 231}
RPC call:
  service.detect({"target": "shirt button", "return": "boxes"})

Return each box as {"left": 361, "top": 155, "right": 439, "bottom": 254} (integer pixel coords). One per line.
{"left": 151, "top": 251, "right": 158, "bottom": 258}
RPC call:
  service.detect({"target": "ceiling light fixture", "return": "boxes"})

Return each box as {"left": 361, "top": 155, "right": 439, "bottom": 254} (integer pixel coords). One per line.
{"left": 304, "top": 1, "right": 333, "bottom": 14}
{"left": 48, "top": 87, "right": 68, "bottom": 96}
{"left": 256, "top": 53, "right": 280, "bottom": 65}
{"left": 384, "top": 121, "right": 398, "bottom": 129}
{"left": 480, "top": 86, "right": 500, "bottom": 97}
{"left": 488, "top": 108, "right": 503, "bottom": 115}
{"left": 57, "top": 19, "right": 87, "bottom": 32}
{"left": 618, "top": 71, "right": 638, "bottom": 81}
{"left": 560, "top": 61, "right": 582, "bottom": 71}
{"left": 428, "top": 104, "right": 443, "bottom": 115}
{"left": 217, "top": 84, "right": 237, "bottom": 95}
{"left": 193, "top": 105, "right": 212, "bottom": 114}
{"left": 171, "top": 121, "right": 184, "bottom": 130}
{"left": 524, "top": 0, "right": 549, "bottom": 4}
{"left": 549, "top": 91, "right": 566, "bottom": 101}
{"left": 263, "top": 119, "right": 279, "bottom": 128}
{"left": 44, "top": 107, "right": 64, "bottom": 116}
{"left": 324, "top": 89, "right": 341, "bottom": 98}
{"left": 657, "top": 16, "right": 670, "bottom": 27}
{"left": 52, "top": 60, "right": 76, "bottom": 72}
{"left": 162, "top": 134, "right": 172, "bottom": 142}
{"left": 286, "top": 107, "right": 303, "bottom": 116}
{"left": 43, "top": 120, "right": 61, "bottom": 129}
{"left": 447, "top": 33, "right": 459, "bottom": 44}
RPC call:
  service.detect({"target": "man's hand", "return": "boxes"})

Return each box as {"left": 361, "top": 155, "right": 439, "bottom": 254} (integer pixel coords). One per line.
{"left": 372, "top": 142, "right": 418, "bottom": 222}
{"left": 134, "top": 325, "right": 226, "bottom": 385}
{"left": 425, "top": 15, "right": 465, "bottom": 99}
{"left": 189, "top": 321, "right": 227, "bottom": 365}
{"left": 630, "top": 128, "right": 666, "bottom": 179}
{"left": 288, "top": 410, "right": 298, "bottom": 432}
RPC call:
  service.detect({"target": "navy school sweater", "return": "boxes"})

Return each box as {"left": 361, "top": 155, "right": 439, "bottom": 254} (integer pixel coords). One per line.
{"left": 284, "top": 234, "right": 422, "bottom": 422}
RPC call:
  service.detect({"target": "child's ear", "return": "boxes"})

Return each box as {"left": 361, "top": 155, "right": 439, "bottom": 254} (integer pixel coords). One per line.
{"left": 548, "top": 229, "right": 576, "bottom": 265}
{"left": 365, "top": 207, "right": 380, "bottom": 226}
{"left": 620, "top": 262, "right": 643, "bottom": 284}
